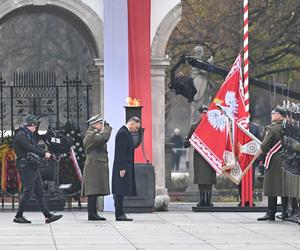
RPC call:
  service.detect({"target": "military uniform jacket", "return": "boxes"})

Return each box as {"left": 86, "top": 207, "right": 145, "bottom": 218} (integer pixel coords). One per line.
{"left": 261, "top": 121, "right": 283, "bottom": 197}
{"left": 185, "top": 120, "right": 216, "bottom": 185}
{"left": 81, "top": 124, "right": 112, "bottom": 197}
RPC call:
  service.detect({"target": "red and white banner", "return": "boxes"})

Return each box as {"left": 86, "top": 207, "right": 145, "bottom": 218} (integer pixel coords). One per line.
{"left": 104, "top": 0, "right": 152, "bottom": 165}
{"left": 103, "top": 0, "right": 152, "bottom": 210}
{"left": 190, "top": 55, "right": 259, "bottom": 184}
{"left": 128, "top": 0, "right": 152, "bottom": 163}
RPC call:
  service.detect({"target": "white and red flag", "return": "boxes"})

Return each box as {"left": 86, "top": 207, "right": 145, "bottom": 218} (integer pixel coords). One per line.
{"left": 190, "top": 55, "right": 261, "bottom": 184}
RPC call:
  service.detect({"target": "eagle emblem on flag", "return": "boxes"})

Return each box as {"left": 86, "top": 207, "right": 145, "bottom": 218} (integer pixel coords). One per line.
{"left": 207, "top": 91, "right": 238, "bottom": 132}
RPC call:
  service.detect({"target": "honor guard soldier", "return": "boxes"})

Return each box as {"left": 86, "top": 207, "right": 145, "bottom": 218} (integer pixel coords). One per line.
{"left": 184, "top": 106, "right": 216, "bottom": 207}
{"left": 257, "top": 107, "right": 289, "bottom": 221}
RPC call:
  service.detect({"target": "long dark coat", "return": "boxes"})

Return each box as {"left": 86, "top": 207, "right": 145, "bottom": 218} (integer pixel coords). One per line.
{"left": 261, "top": 121, "right": 283, "bottom": 197}
{"left": 112, "top": 126, "right": 137, "bottom": 196}
{"left": 185, "top": 121, "right": 216, "bottom": 185}
{"left": 81, "top": 124, "right": 112, "bottom": 197}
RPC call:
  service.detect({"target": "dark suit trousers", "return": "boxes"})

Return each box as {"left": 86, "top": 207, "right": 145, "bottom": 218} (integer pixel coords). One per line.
{"left": 114, "top": 194, "right": 124, "bottom": 218}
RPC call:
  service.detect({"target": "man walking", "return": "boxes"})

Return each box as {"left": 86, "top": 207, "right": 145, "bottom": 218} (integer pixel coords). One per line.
{"left": 13, "top": 114, "right": 63, "bottom": 224}
{"left": 112, "top": 117, "right": 141, "bottom": 221}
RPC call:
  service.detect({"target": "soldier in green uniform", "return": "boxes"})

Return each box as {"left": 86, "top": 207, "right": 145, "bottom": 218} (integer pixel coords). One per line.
{"left": 184, "top": 106, "right": 216, "bottom": 207}
{"left": 257, "top": 107, "right": 289, "bottom": 221}
{"left": 81, "top": 114, "right": 112, "bottom": 221}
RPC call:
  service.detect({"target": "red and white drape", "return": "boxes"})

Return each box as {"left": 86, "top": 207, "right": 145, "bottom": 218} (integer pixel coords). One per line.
{"left": 104, "top": 0, "right": 152, "bottom": 210}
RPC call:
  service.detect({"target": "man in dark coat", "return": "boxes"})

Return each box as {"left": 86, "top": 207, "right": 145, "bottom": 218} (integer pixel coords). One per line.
{"left": 112, "top": 117, "right": 141, "bottom": 221}
{"left": 81, "top": 114, "right": 112, "bottom": 221}
{"left": 184, "top": 106, "right": 216, "bottom": 207}
{"left": 13, "top": 114, "right": 63, "bottom": 224}
{"left": 171, "top": 128, "right": 184, "bottom": 171}
{"left": 257, "top": 107, "right": 289, "bottom": 221}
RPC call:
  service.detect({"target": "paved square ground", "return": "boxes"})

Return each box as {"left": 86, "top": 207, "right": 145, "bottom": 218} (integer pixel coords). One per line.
{"left": 0, "top": 210, "right": 300, "bottom": 250}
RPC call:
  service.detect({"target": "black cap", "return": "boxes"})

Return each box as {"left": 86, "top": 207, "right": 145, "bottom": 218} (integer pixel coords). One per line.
{"left": 198, "top": 105, "right": 208, "bottom": 113}
{"left": 271, "top": 107, "right": 286, "bottom": 117}
{"left": 23, "top": 114, "right": 38, "bottom": 127}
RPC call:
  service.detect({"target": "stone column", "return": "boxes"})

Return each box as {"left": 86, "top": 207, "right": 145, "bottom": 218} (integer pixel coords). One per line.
{"left": 91, "top": 59, "right": 104, "bottom": 116}
{"left": 151, "top": 57, "right": 171, "bottom": 210}
{"left": 89, "top": 58, "right": 104, "bottom": 211}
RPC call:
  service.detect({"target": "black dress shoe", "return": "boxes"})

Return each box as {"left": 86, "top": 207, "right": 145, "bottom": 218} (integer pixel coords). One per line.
{"left": 116, "top": 215, "right": 133, "bottom": 221}
{"left": 45, "top": 214, "right": 63, "bottom": 224}
{"left": 13, "top": 216, "right": 31, "bottom": 224}
{"left": 281, "top": 213, "right": 290, "bottom": 220}
{"left": 88, "top": 214, "right": 106, "bottom": 221}
{"left": 257, "top": 213, "right": 275, "bottom": 221}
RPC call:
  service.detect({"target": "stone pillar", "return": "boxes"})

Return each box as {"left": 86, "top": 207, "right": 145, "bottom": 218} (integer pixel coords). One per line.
{"left": 91, "top": 59, "right": 104, "bottom": 116}
{"left": 151, "top": 57, "right": 171, "bottom": 210}
{"left": 89, "top": 58, "right": 104, "bottom": 211}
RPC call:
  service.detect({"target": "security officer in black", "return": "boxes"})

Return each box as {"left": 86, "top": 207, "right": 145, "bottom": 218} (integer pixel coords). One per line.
{"left": 13, "top": 114, "right": 63, "bottom": 224}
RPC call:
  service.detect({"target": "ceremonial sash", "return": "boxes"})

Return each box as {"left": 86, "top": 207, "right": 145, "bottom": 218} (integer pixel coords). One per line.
{"left": 264, "top": 141, "right": 282, "bottom": 170}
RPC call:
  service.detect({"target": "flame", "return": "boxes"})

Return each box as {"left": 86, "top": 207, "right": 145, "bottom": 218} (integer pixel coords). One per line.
{"left": 125, "top": 97, "right": 141, "bottom": 107}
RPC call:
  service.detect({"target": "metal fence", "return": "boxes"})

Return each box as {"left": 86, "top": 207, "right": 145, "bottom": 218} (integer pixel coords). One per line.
{"left": 0, "top": 72, "right": 92, "bottom": 142}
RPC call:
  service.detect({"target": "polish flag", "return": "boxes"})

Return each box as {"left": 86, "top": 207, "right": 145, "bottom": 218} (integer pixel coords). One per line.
{"left": 190, "top": 55, "right": 260, "bottom": 184}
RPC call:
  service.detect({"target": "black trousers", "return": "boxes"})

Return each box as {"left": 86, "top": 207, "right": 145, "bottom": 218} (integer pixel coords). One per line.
{"left": 87, "top": 195, "right": 98, "bottom": 215}
{"left": 114, "top": 194, "right": 124, "bottom": 218}
{"left": 173, "top": 151, "right": 182, "bottom": 171}
{"left": 16, "top": 168, "right": 51, "bottom": 218}
{"left": 198, "top": 184, "right": 212, "bottom": 192}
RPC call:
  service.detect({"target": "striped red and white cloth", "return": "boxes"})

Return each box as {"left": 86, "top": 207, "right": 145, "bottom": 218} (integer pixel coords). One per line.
{"left": 104, "top": 0, "right": 152, "bottom": 164}
{"left": 103, "top": 0, "right": 152, "bottom": 211}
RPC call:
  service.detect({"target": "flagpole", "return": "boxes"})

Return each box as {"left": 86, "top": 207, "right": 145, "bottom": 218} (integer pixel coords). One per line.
{"left": 243, "top": 0, "right": 249, "bottom": 111}
{"left": 242, "top": 0, "right": 253, "bottom": 207}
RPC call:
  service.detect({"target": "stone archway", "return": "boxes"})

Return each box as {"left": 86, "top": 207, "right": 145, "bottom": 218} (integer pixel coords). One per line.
{"left": 151, "top": 3, "right": 182, "bottom": 201}
{"left": 0, "top": 0, "right": 103, "bottom": 58}
{"left": 0, "top": 0, "right": 104, "bottom": 115}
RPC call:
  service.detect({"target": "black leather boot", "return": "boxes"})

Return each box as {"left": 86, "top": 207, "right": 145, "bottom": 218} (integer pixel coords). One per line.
{"left": 197, "top": 191, "right": 205, "bottom": 207}
{"left": 205, "top": 191, "right": 213, "bottom": 207}
{"left": 281, "top": 197, "right": 290, "bottom": 220}
{"left": 257, "top": 212, "right": 275, "bottom": 221}
{"left": 258, "top": 197, "right": 276, "bottom": 221}
{"left": 88, "top": 213, "right": 106, "bottom": 221}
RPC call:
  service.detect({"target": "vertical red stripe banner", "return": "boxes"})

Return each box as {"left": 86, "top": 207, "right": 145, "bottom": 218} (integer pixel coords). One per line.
{"left": 127, "top": 0, "right": 152, "bottom": 163}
